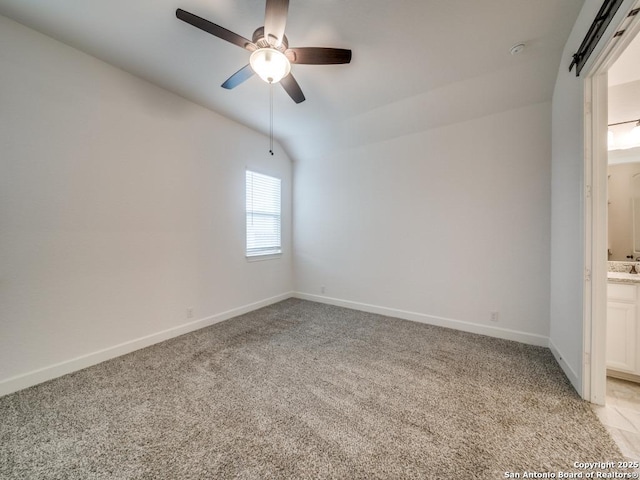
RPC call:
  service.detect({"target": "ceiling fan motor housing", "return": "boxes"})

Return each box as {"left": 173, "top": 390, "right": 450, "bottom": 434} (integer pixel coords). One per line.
{"left": 252, "top": 27, "right": 289, "bottom": 51}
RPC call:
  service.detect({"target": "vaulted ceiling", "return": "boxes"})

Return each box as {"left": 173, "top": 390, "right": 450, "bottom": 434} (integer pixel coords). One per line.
{"left": 0, "top": 0, "right": 585, "bottom": 162}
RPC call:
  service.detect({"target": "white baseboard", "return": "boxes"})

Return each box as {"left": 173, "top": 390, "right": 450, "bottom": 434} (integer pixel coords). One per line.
{"left": 548, "top": 339, "right": 581, "bottom": 394}
{"left": 0, "top": 292, "right": 294, "bottom": 397}
{"left": 295, "top": 292, "right": 549, "bottom": 347}
{"left": 2, "top": 292, "right": 568, "bottom": 398}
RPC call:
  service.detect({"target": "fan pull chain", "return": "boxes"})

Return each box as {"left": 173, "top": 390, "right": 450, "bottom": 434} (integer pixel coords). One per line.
{"left": 269, "top": 83, "right": 274, "bottom": 156}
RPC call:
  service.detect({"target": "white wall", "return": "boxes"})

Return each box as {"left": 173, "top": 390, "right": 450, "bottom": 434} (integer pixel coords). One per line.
{"left": 549, "top": 0, "right": 637, "bottom": 393}
{"left": 0, "top": 15, "right": 293, "bottom": 395}
{"left": 294, "top": 102, "right": 551, "bottom": 345}
{"left": 608, "top": 80, "right": 640, "bottom": 158}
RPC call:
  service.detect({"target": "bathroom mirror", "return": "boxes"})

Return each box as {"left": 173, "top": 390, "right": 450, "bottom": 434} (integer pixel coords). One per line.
{"left": 634, "top": 173, "right": 640, "bottom": 257}
{"left": 608, "top": 150, "right": 640, "bottom": 261}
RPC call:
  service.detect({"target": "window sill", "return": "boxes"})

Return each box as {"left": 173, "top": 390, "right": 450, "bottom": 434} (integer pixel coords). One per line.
{"left": 245, "top": 253, "right": 282, "bottom": 262}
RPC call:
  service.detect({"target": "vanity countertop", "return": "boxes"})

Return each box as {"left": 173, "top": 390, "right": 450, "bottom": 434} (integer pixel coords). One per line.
{"left": 608, "top": 271, "right": 640, "bottom": 284}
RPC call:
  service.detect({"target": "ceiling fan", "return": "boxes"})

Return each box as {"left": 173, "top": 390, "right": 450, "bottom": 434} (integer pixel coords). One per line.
{"left": 176, "top": 0, "right": 352, "bottom": 104}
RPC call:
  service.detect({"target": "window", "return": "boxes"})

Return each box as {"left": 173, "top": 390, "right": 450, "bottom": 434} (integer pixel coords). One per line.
{"left": 246, "top": 170, "right": 282, "bottom": 257}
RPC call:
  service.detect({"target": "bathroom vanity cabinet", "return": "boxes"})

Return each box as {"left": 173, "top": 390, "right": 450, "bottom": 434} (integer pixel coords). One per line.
{"left": 607, "top": 282, "right": 640, "bottom": 380}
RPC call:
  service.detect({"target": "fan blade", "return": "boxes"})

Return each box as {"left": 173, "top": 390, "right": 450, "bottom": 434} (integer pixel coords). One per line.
{"left": 176, "top": 9, "right": 256, "bottom": 51}
{"left": 264, "top": 0, "right": 289, "bottom": 47}
{"left": 221, "top": 64, "right": 255, "bottom": 89}
{"left": 286, "top": 47, "right": 352, "bottom": 65}
{"left": 280, "top": 73, "right": 305, "bottom": 104}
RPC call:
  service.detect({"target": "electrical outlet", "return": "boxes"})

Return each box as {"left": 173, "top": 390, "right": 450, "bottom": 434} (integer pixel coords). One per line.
{"left": 321, "top": 285, "right": 326, "bottom": 294}
{"left": 490, "top": 311, "right": 499, "bottom": 322}
{"left": 187, "top": 308, "right": 194, "bottom": 319}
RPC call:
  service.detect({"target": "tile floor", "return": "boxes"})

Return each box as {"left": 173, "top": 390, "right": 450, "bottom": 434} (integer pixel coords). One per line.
{"left": 592, "top": 377, "right": 640, "bottom": 462}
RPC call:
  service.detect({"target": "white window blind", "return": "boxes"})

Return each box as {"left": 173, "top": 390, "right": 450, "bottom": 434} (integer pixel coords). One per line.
{"left": 246, "top": 170, "right": 282, "bottom": 257}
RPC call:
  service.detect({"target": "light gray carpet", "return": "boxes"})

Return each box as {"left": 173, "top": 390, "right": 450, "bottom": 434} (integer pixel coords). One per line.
{"left": 0, "top": 299, "right": 625, "bottom": 479}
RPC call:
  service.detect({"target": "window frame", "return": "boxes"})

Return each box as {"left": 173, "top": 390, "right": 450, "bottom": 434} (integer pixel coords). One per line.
{"left": 245, "top": 169, "right": 282, "bottom": 260}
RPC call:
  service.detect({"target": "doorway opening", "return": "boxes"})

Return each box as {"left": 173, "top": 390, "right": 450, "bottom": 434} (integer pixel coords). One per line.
{"left": 584, "top": 1, "right": 640, "bottom": 405}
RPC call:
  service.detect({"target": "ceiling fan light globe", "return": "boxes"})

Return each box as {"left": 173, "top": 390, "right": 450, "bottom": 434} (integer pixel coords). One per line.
{"left": 250, "top": 48, "right": 291, "bottom": 84}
